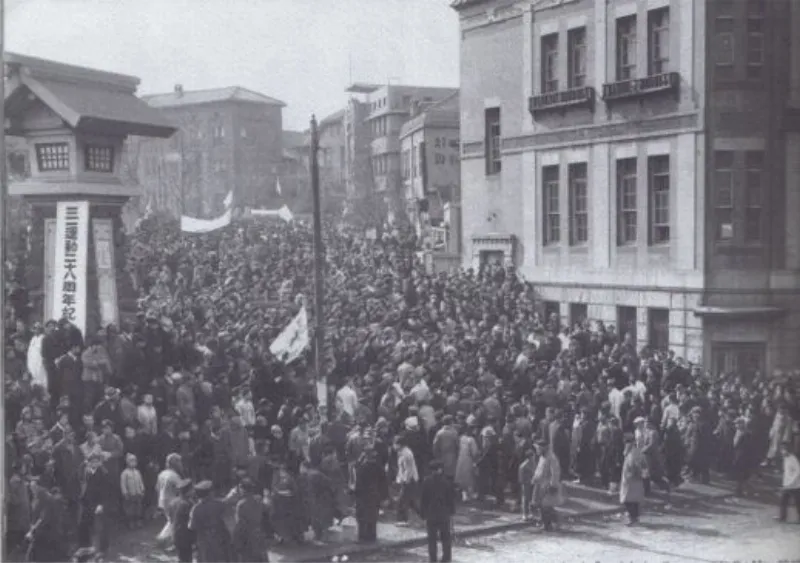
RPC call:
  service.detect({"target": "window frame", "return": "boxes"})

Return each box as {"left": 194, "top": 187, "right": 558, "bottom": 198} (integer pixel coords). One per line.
{"left": 485, "top": 107, "right": 502, "bottom": 176}
{"left": 567, "top": 27, "right": 587, "bottom": 89}
{"left": 648, "top": 7, "right": 670, "bottom": 76}
{"left": 568, "top": 162, "right": 589, "bottom": 246}
{"left": 35, "top": 142, "right": 71, "bottom": 172}
{"left": 542, "top": 165, "right": 561, "bottom": 246}
{"left": 541, "top": 33, "right": 560, "bottom": 93}
{"left": 84, "top": 145, "right": 115, "bottom": 173}
{"left": 616, "top": 158, "right": 638, "bottom": 246}
{"left": 648, "top": 155, "right": 671, "bottom": 245}
{"left": 616, "top": 15, "right": 638, "bottom": 81}
{"left": 745, "top": 0, "right": 766, "bottom": 79}
{"left": 714, "top": 150, "right": 735, "bottom": 242}
{"left": 744, "top": 150, "right": 764, "bottom": 243}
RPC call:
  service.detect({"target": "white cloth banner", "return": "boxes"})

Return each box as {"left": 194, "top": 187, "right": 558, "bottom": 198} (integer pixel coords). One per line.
{"left": 52, "top": 201, "right": 90, "bottom": 335}
{"left": 223, "top": 191, "right": 234, "bottom": 208}
{"left": 251, "top": 205, "right": 293, "bottom": 223}
{"left": 269, "top": 307, "right": 310, "bottom": 363}
{"left": 180, "top": 208, "right": 232, "bottom": 233}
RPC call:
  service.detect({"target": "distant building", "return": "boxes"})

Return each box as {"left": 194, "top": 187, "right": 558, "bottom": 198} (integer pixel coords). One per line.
{"left": 343, "top": 97, "right": 373, "bottom": 201}
{"left": 345, "top": 83, "right": 459, "bottom": 222}
{"left": 318, "top": 110, "right": 347, "bottom": 201}
{"left": 399, "top": 92, "right": 461, "bottom": 251}
{"left": 279, "top": 129, "right": 309, "bottom": 203}
{"left": 132, "top": 85, "right": 285, "bottom": 217}
{"left": 453, "top": 0, "right": 800, "bottom": 374}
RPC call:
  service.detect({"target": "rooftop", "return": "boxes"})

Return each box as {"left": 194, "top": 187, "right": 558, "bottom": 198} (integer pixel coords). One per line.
{"left": 143, "top": 86, "right": 286, "bottom": 108}
{"left": 3, "top": 52, "right": 176, "bottom": 138}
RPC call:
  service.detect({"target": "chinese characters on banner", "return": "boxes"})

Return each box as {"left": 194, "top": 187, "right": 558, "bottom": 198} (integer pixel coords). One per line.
{"left": 52, "top": 201, "right": 89, "bottom": 335}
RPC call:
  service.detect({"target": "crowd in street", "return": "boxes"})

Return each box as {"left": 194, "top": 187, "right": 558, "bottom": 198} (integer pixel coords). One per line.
{"left": 4, "top": 213, "right": 800, "bottom": 563}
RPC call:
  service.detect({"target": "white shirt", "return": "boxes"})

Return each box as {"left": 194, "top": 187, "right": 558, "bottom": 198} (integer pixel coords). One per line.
{"left": 235, "top": 398, "right": 256, "bottom": 427}
{"left": 783, "top": 453, "right": 800, "bottom": 490}
{"left": 396, "top": 446, "right": 419, "bottom": 484}
{"left": 336, "top": 385, "right": 359, "bottom": 417}
{"left": 26, "top": 334, "right": 47, "bottom": 389}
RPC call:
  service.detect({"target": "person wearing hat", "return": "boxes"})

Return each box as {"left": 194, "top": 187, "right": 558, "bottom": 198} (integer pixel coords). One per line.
{"left": 684, "top": 404, "right": 712, "bottom": 484}
{"left": 189, "top": 481, "right": 233, "bottom": 562}
{"left": 531, "top": 439, "right": 563, "bottom": 531}
{"left": 420, "top": 459, "right": 456, "bottom": 563}
{"left": 81, "top": 334, "right": 112, "bottom": 413}
{"left": 78, "top": 450, "right": 110, "bottom": 549}
{"left": 619, "top": 432, "right": 646, "bottom": 526}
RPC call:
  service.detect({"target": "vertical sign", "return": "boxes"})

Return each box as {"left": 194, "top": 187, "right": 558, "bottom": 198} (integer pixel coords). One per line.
{"left": 43, "top": 218, "right": 57, "bottom": 321}
{"left": 52, "top": 201, "right": 89, "bottom": 335}
{"left": 92, "top": 219, "right": 119, "bottom": 328}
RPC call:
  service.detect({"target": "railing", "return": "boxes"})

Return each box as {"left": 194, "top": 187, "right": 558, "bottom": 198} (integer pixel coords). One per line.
{"left": 529, "top": 86, "right": 595, "bottom": 117}
{"left": 602, "top": 72, "right": 679, "bottom": 102}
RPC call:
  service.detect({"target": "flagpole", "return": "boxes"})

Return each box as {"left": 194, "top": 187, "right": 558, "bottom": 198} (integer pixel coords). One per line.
{"left": 310, "top": 115, "right": 329, "bottom": 420}
{"left": 0, "top": 0, "right": 8, "bottom": 555}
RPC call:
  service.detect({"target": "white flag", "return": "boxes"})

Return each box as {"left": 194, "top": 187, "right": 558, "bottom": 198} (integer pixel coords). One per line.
{"left": 223, "top": 191, "right": 234, "bottom": 209}
{"left": 250, "top": 205, "right": 294, "bottom": 223}
{"left": 276, "top": 177, "right": 282, "bottom": 196}
{"left": 180, "top": 208, "right": 232, "bottom": 233}
{"left": 270, "top": 307, "right": 310, "bottom": 363}
{"left": 277, "top": 204, "right": 293, "bottom": 223}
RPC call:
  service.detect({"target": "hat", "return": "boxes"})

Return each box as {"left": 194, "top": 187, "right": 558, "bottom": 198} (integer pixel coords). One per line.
{"left": 691, "top": 406, "right": 702, "bottom": 414}
{"left": 404, "top": 417, "right": 419, "bottom": 431}
{"left": 194, "top": 480, "right": 213, "bottom": 492}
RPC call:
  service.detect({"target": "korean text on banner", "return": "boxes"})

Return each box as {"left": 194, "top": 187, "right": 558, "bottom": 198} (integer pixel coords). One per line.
{"left": 269, "top": 307, "right": 310, "bottom": 364}
{"left": 180, "top": 208, "right": 232, "bottom": 234}
{"left": 52, "top": 201, "right": 90, "bottom": 335}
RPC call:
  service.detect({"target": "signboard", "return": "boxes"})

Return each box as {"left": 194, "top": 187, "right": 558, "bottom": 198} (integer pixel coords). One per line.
{"left": 52, "top": 201, "right": 90, "bottom": 335}
{"left": 92, "top": 219, "right": 119, "bottom": 328}
{"left": 44, "top": 219, "right": 57, "bottom": 321}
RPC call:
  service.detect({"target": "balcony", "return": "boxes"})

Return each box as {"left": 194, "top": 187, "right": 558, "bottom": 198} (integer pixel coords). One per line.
{"left": 529, "top": 86, "right": 595, "bottom": 117}
{"left": 602, "top": 72, "right": 679, "bottom": 104}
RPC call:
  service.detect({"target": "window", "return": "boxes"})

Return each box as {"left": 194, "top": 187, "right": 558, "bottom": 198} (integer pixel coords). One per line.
{"left": 411, "top": 146, "right": 416, "bottom": 178}
{"left": 402, "top": 149, "right": 410, "bottom": 179}
{"left": 647, "top": 308, "right": 669, "bottom": 352}
{"left": 542, "top": 165, "right": 560, "bottom": 245}
{"left": 714, "top": 4, "right": 735, "bottom": 79}
{"left": 35, "top": 142, "right": 70, "bottom": 171}
{"left": 418, "top": 144, "right": 426, "bottom": 176}
{"left": 714, "top": 151, "right": 735, "bottom": 241}
{"left": 616, "top": 15, "right": 637, "bottom": 80}
{"left": 648, "top": 8, "right": 670, "bottom": 75}
{"left": 569, "top": 303, "right": 588, "bottom": 327}
{"left": 648, "top": 155, "right": 670, "bottom": 244}
{"left": 84, "top": 145, "right": 114, "bottom": 173}
{"left": 568, "top": 27, "right": 587, "bottom": 88}
{"left": 617, "top": 306, "right": 637, "bottom": 345}
{"left": 616, "top": 158, "right": 637, "bottom": 245}
{"left": 485, "top": 108, "right": 501, "bottom": 175}
{"left": 569, "top": 162, "right": 588, "bottom": 245}
{"left": 212, "top": 123, "right": 225, "bottom": 142}
{"left": 713, "top": 342, "right": 765, "bottom": 380}
{"left": 541, "top": 33, "right": 559, "bottom": 93}
{"left": 435, "top": 154, "right": 446, "bottom": 165}
{"left": 745, "top": 151, "right": 763, "bottom": 242}
{"left": 746, "top": 0, "right": 765, "bottom": 79}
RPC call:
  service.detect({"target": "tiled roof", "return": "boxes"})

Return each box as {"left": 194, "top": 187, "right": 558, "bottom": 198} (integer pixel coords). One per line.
{"left": 4, "top": 52, "right": 176, "bottom": 138}
{"left": 143, "top": 86, "right": 286, "bottom": 108}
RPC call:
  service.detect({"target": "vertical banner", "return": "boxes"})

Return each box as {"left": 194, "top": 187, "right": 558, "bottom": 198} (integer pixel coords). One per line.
{"left": 43, "top": 218, "right": 57, "bottom": 321}
{"left": 92, "top": 219, "right": 119, "bottom": 328}
{"left": 52, "top": 201, "right": 89, "bottom": 336}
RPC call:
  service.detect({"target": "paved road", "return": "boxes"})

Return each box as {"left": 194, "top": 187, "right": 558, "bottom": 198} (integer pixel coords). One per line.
{"left": 356, "top": 497, "right": 800, "bottom": 563}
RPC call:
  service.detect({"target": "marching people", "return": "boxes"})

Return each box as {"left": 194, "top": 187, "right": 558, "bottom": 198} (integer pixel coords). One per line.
{"left": 420, "top": 460, "right": 456, "bottom": 563}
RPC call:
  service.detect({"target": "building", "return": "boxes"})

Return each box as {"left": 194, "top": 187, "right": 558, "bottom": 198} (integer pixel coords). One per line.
{"left": 132, "top": 85, "right": 285, "bottom": 217}
{"left": 399, "top": 92, "right": 461, "bottom": 251}
{"left": 453, "top": 0, "right": 800, "bottom": 375}
{"left": 318, "top": 110, "right": 347, "bottom": 201}
{"left": 346, "top": 83, "right": 459, "bottom": 221}
{"left": 343, "top": 97, "right": 373, "bottom": 201}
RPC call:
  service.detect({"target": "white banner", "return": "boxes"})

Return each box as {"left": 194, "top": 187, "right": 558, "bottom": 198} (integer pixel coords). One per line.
{"left": 269, "top": 307, "right": 310, "bottom": 363}
{"left": 92, "top": 219, "right": 119, "bottom": 328}
{"left": 250, "top": 204, "right": 294, "bottom": 223}
{"left": 180, "top": 208, "right": 232, "bottom": 233}
{"left": 52, "top": 201, "right": 90, "bottom": 335}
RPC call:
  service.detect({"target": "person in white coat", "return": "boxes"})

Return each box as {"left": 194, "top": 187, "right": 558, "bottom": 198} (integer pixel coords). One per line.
{"left": 619, "top": 433, "right": 646, "bottom": 526}
{"left": 777, "top": 441, "right": 800, "bottom": 523}
{"left": 531, "top": 440, "right": 563, "bottom": 531}
{"left": 26, "top": 323, "right": 48, "bottom": 390}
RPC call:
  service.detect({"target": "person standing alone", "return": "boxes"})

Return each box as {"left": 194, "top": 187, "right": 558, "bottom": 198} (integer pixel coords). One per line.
{"left": 420, "top": 460, "right": 456, "bottom": 563}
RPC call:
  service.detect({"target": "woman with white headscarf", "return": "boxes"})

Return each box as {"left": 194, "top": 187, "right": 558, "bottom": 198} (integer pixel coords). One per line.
{"left": 155, "top": 453, "right": 184, "bottom": 548}
{"left": 26, "top": 323, "right": 47, "bottom": 390}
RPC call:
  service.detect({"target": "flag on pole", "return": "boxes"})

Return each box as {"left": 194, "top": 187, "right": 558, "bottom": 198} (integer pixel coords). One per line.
{"left": 250, "top": 205, "right": 294, "bottom": 223}
{"left": 223, "top": 191, "right": 234, "bottom": 209}
{"left": 180, "top": 208, "right": 232, "bottom": 233}
{"left": 275, "top": 177, "right": 282, "bottom": 196}
{"left": 269, "top": 307, "right": 309, "bottom": 363}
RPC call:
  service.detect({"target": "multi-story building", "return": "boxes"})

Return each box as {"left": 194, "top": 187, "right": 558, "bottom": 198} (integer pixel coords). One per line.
{"left": 318, "top": 110, "right": 347, "bottom": 201}
{"left": 343, "top": 97, "right": 373, "bottom": 201}
{"left": 132, "top": 85, "right": 285, "bottom": 217}
{"left": 399, "top": 92, "right": 461, "bottom": 250}
{"left": 453, "top": 0, "right": 800, "bottom": 375}
{"left": 347, "top": 83, "right": 459, "bottom": 221}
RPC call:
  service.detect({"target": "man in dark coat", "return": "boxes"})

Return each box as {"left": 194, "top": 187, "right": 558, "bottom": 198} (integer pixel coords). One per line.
{"left": 52, "top": 429, "right": 83, "bottom": 541}
{"left": 354, "top": 446, "right": 386, "bottom": 543}
{"left": 188, "top": 480, "right": 233, "bottom": 562}
{"left": 55, "top": 343, "right": 84, "bottom": 429}
{"left": 41, "top": 320, "right": 64, "bottom": 409}
{"left": 173, "top": 478, "right": 196, "bottom": 563}
{"left": 732, "top": 417, "right": 755, "bottom": 496}
{"left": 78, "top": 452, "right": 109, "bottom": 548}
{"left": 420, "top": 460, "right": 456, "bottom": 563}
{"left": 27, "top": 475, "right": 68, "bottom": 562}
{"left": 232, "top": 478, "right": 269, "bottom": 562}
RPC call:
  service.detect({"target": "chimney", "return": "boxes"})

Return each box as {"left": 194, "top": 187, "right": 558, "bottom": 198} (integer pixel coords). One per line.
{"left": 174, "top": 84, "right": 184, "bottom": 97}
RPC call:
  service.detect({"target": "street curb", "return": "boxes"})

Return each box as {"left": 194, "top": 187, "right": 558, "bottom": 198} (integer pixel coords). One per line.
{"left": 293, "top": 491, "right": 735, "bottom": 562}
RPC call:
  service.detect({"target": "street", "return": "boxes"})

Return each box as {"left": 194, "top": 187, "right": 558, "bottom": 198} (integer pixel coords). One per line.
{"left": 357, "top": 497, "right": 800, "bottom": 563}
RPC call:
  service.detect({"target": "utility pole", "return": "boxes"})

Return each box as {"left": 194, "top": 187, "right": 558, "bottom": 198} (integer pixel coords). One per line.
{"left": 310, "top": 115, "right": 329, "bottom": 420}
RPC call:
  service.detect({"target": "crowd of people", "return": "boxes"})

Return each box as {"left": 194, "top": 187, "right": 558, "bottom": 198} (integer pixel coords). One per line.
{"left": 4, "top": 212, "right": 800, "bottom": 562}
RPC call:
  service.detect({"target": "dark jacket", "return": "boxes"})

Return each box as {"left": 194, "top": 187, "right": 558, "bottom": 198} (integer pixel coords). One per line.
{"left": 420, "top": 471, "right": 456, "bottom": 522}
{"left": 173, "top": 496, "right": 195, "bottom": 550}
{"left": 189, "top": 497, "right": 233, "bottom": 562}
{"left": 232, "top": 495, "right": 267, "bottom": 562}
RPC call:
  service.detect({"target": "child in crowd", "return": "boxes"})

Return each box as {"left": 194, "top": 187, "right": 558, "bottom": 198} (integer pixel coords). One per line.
{"left": 120, "top": 453, "right": 145, "bottom": 529}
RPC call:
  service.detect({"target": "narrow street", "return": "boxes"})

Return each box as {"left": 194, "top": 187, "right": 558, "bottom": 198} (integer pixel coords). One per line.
{"left": 358, "top": 497, "right": 800, "bottom": 563}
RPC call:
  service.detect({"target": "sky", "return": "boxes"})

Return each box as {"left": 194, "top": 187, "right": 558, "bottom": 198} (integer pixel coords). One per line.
{"left": 5, "top": 0, "right": 461, "bottom": 131}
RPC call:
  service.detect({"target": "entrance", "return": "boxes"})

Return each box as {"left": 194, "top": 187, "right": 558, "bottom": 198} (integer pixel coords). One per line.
{"left": 480, "top": 250, "right": 504, "bottom": 267}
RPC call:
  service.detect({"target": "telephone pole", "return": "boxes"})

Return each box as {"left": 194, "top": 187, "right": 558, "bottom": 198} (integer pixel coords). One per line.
{"left": 310, "top": 115, "right": 329, "bottom": 420}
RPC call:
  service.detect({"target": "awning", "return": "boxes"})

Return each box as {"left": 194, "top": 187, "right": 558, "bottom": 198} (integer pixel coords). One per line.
{"left": 693, "top": 305, "right": 786, "bottom": 321}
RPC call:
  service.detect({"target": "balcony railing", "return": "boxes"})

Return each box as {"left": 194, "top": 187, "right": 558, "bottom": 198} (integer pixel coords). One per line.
{"left": 602, "top": 72, "right": 679, "bottom": 103}
{"left": 529, "top": 86, "right": 595, "bottom": 117}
